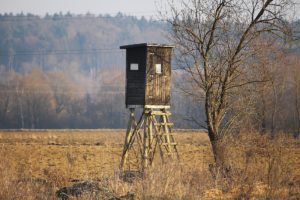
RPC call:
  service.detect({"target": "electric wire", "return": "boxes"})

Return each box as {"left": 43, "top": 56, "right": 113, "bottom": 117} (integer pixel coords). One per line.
{"left": 0, "top": 48, "right": 124, "bottom": 57}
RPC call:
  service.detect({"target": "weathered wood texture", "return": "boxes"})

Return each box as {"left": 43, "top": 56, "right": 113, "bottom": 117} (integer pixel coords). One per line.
{"left": 120, "top": 108, "right": 179, "bottom": 172}
{"left": 145, "top": 46, "right": 172, "bottom": 106}
{"left": 120, "top": 43, "right": 173, "bottom": 107}
{"left": 125, "top": 46, "right": 147, "bottom": 106}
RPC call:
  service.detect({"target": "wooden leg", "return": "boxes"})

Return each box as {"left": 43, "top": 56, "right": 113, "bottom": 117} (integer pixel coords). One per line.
{"left": 120, "top": 108, "right": 135, "bottom": 169}
{"left": 143, "top": 110, "right": 150, "bottom": 171}
{"left": 149, "top": 114, "right": 154, "bottom": 166}
{"left": 121, "top": 108, "right": 178, "bottom": 172}
{"left": 120, "top": 109, "right": 146, "bottom": 171}
{"left": 161, "top": 109, "right": 172, "bottom": 154}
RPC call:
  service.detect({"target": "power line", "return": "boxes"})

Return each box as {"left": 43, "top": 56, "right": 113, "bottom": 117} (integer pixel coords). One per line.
{"left": 0, "top": 90, "right": 125, "bottom": 95}
{"left": 0, "top": 48, "right": 124, "bottom": 57}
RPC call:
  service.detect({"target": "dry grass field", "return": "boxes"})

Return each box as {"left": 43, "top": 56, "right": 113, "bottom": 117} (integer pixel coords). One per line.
{"left": 0, "top": 129, "right": 299, "bottom": 199}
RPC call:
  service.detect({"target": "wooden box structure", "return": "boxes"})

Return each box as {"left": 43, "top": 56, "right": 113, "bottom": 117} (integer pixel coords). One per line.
{"left": 119, "top": 43, "right": 179, "bottom": 173}
{"left": 120, "top": 43, "right": 174, "bottom": 107}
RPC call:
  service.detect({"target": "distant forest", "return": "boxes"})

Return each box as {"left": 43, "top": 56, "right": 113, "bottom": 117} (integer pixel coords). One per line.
{"left": 0, "top": 13, "right": 300, "bottom": 132}
{"left": 0, "top": 13, "right": 202, "bottom": 129}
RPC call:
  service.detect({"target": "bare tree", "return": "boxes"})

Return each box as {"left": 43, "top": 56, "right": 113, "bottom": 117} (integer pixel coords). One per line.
{"left": 164, "top": 0, "right": 293, "bottom": 165}
{"left": 48, "top": 71, "right": 80, "bottom": 115}
{"left": 22, "top": 69, "right": 54, "bottom": 128}
{"left": 288, "top": 55, "right": 300, "bottom": 138}
{"left": 0, "top": 71, "right": 15, "bottom": 128}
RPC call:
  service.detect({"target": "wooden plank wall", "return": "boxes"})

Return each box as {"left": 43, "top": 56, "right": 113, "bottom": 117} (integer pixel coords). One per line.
{"left": 145, "top": 47, "right": 172, "bottom": 106}
{"left": 126, "top": 47, "right": 146, "bottom": 106}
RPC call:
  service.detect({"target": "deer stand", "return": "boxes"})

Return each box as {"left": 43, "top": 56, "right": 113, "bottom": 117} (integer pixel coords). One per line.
{"left": 120, "top": 107, "right": 179, "bottom": 174}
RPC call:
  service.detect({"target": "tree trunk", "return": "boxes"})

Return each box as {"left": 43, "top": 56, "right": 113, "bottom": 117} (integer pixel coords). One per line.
{"left": 270, "top": 81, "right": 278, "bottom": 138}
{"left": 260, "top": 93, "right": 267, "bottom": 134}
{"left": 207, "top": 128, "right": 224, "bottom": 167}
{"left": 206, "top": 93, "right": 225, "bottom": 167}
{"left": 294, "top": 80, "right": 300, "bottom": 138}
{"left": 207, "top": 127, "right": 231, "bottom": 179}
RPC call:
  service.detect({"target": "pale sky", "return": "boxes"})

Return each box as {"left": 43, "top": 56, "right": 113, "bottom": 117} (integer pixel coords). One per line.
{"left": 0, "top": 0, "right": 160, "bottom": 17}
{"left": 0, "top": 0, "right": 299, "bottom": 19}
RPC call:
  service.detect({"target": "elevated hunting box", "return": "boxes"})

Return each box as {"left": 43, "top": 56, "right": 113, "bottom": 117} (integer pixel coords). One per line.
{"left": 119, "top": 43, "right": 178, "bottom": 171}
{"left": 120, "top": 43, "right": 174, "bottom": 107}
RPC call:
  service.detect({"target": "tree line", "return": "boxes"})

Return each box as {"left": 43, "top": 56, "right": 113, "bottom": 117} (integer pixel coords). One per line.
{"left": 0, "top": 67, "right": 202, "bottom": 129}
{"left": 0, "top": 68, "right": 124, "bottom": 128}
{"left": 0, "top": 12, "right": 299, "bottom": 133}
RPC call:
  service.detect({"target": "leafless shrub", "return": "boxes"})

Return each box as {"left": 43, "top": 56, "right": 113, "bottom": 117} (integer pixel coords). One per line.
{"left": 211, "top": 131, "right": 299, "bottom": 199}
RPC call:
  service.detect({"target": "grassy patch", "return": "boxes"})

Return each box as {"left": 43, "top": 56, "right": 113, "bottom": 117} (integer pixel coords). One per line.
{"left": 0, "top": 130, "right": 299, "bottom": 199}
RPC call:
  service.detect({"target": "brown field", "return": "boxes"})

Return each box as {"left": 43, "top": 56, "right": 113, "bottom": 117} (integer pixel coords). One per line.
{"left": 0, "top": 129, "right": 299, "bottom": 199}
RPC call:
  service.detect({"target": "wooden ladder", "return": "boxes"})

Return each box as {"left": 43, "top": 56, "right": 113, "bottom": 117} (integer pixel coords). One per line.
{"left": 120, "top": 107, "right": 179, "bottom": 172}
{"left": 150, "top": 108, "right": 179, "bottom": 163}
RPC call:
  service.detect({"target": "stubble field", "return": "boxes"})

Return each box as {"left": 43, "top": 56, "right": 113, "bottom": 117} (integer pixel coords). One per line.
{"left": 0, "top": 129, "right": 299, "bottom": 199}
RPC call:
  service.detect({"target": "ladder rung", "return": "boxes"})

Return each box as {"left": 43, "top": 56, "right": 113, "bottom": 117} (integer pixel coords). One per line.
{"left": 150, "top": 111, "right": 172, "bottom": 116}
{"left": 154, "top": 122, "right": 173, "bottom": 126}
{"left": 160, "top": 142, "right": 177, "bottom": 146}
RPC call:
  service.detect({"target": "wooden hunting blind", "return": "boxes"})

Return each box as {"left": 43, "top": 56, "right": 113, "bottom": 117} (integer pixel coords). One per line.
{"left": 120, "top": 43, "right": 174, "bottom": 107}
{"left": 119, "top": 43, "right": 179, "bottom": 173}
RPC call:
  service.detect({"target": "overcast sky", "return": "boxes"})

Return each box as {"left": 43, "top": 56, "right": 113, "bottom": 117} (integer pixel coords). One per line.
{"left": 0, "top": 0, "right": 160, "bottom": 17}
{"left": 0, "top": 0, "right": 299, "bottom": 19}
